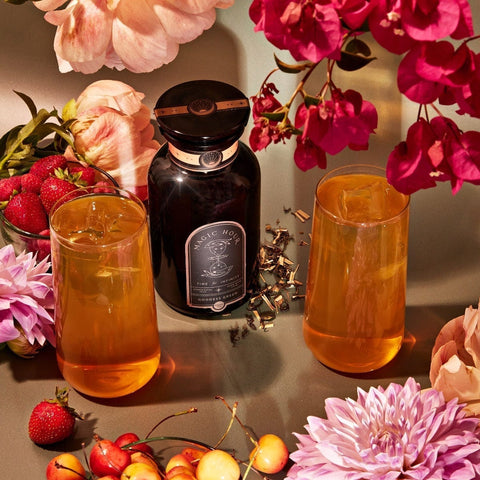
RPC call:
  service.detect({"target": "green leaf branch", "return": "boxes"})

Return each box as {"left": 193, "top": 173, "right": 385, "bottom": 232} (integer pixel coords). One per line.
{"left": 0, "top": 92, "right": 80, "bottom": 178}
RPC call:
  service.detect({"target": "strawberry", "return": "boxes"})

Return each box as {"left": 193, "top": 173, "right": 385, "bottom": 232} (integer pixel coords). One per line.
{"left": 20, "top": 173, "right": 43, "bottom": 194}
{"left": 3, "top": 192, "right": 48, "bottom": 234}
{"left": 28, "top": 387, "right": 82, "bottom": 445}
{"left": 40, "top": 176, "right": 78, "bottom": 213}
{"left": 0, "top": 176, "right": 22, "bottom": 201}
{"left": 29, "top": 154, "right": 68, "bottom": 180}
{"left": 69, "top": 164, "right": 97, "bottom": 186}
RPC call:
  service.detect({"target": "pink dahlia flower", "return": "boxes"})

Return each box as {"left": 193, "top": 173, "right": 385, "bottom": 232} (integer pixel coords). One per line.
{"left": 287, "top": 377, "right": 480, "bottom": 480}
{"left": 0, "top": 245, "right": 55, "bottom": 355}
{"left": 430, "top": 302, "right": 480, "bottom": 417}
{"left": 33, "top": 0, "right": 234, "bottom": 74}
{"left": 64, "top": 80, "right": 160, "bottom": 201}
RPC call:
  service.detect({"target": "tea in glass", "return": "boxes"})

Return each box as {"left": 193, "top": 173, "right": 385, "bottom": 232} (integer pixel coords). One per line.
{"left": 303, "top": 165, "right": 410, "bottom": 373}
{"left": 50, "top": 187, "right": 161, "bottom": 397}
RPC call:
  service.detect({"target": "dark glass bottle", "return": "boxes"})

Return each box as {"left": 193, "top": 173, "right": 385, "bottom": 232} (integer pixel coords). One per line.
{"left": 148, "top": 80, "right": 261, "bottom": 318}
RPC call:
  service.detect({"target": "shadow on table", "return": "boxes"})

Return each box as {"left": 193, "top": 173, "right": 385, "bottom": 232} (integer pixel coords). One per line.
{"left": 84, "top": 327, "right": 282, "bottom": 407}
{"left": 331, "top": 303, "right": 465, "bottom": 381}
{"left": 0, "top": 343, "right": 62, "bottom": 382}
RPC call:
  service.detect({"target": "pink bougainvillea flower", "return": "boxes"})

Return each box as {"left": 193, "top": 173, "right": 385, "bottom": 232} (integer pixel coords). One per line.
{"left": 0, "top": 245, "right": 55, "bottom": 356}
{"left": 387, "top": 115, "right": 480, "bottom": 195}
{"left": 402, "top": 0, "right": 463, "bottom": 42}
{"left": 368, "top": 0, "right": 418, "bottom": 54}
{"left": 416, "top": 42, "right": 476, "bottom": 87}
{"left": 286, "top": 377, "right": 480, "bottom": 480}
{"left": 293, "top": 136, "right": 327, "bottom": 171}
{"left": 397, "top": 43, "right": 446, "bottom": 104}
{"left": 64, "top": 80, "right": 160, "bottom": 200}
{"left": 398, "top": 41, "right": 476, "bottom": 104}
{"left": 298, "top": 89, "right": 377, "bottom": 155}
{"left": 249, "top": 82, "right": 292, "bottom": 151}
{"left": 250, "top": 0, "right": 343, "bottom": 62}
{"left": 33, "top": 0, "right": 234, "bottom": 74}
{"left": 386, "top": 118, "right": 442, "bottom": 194}
{"left": 337, "top": 0, "right": 377, "bottom": 31}
{"left": 430, "top": 302, "right": 480, "bottom": 416}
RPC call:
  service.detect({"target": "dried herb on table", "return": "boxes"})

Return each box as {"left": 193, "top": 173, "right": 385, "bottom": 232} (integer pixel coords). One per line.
{"left": 229, "top": 215, "right": 310, "bottom": 345}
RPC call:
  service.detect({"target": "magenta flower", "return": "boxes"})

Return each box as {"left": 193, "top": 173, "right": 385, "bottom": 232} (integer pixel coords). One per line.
{"left": 0, "top": 245, "right": 55, "bottom": 355}
{"left": 249, "top": 0, "right": 343, "bottom": 62}
{"left": 287, "top": 378, "right": 480, "bottom": 480}
{"left": 249, "top": 82, "right": 292, "bottom": 151}
{"left": 369, "top": 0, "right": 473, "bottom": 54}
{"left": 387, "top": 116, "right": 480, "bottom": 194}
{"left": 297, "top": 89, "right": 377, "bottom": 156}
{"left": 398, "top": 41, "right": 476, "bottom": 104}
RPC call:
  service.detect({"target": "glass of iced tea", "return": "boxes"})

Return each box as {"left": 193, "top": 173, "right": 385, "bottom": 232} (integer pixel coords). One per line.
{"left": 49, "top": 185, "right": 161, "bottom": 398}
{"left": 303, "top": 164, "right": 410, "bottom": 373}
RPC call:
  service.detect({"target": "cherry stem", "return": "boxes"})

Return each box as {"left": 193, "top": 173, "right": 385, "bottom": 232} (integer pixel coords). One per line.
{"left": 145, "top": 407, "right": 198, "bottom": 439}
{"left": 54, "top": 461, "right": 89, "bottom": 480}
{"left": 215, "top": 396, "right": 258, "bottom": 448}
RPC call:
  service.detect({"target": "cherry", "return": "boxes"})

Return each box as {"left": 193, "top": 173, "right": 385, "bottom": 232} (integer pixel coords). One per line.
{"left": 181, "top": 447, "right": 205, "bottom": 465}
{"left": 165, "top": 466, "right": 196, "bottom": 480}
{"left": 120, "top": 462, "right": 162, "bottom": 480}
{"left": 115, "top": 432, "right": 154, "bottom": 456}
{"left": 130, "top": 451, "right": 160, "bottom": 470}
{"left": 196, "top": 449, "right": 240, "bottom": 480}
{"left": 165, "top": 454, "right": 196, "bottom": 474}
{"left": 46, "top": 453, "right": 87, "bottom": 480}
{"left": 90, "top": 436, "right": 132, "bottom": 477}
{"left": 249, "top": 433, "right": 289, "bottom": 474}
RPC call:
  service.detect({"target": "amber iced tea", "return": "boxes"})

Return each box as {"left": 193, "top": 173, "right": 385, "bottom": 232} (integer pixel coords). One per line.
{"left": 50, "top": 188, "right": 160, "bottom": 398}
{"left": 303, "top": 165, "right": 409, "bottom": 373}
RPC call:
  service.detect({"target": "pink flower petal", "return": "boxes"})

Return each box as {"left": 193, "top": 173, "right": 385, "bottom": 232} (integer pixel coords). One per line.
{"left": 402, "top": 0, "right": 461, "bottom": 41}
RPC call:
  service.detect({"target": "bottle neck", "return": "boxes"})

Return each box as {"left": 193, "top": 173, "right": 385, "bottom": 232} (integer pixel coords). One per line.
{"left": 168, "top": 141, "right": 239, "bottom": 172}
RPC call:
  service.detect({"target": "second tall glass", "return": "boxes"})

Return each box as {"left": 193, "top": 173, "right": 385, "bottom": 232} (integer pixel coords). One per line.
{"left": 303, "top": 165, "right": 410, "bottom": 373}
{"left": 49, "top": 186, "right": 160, "bottom": 398}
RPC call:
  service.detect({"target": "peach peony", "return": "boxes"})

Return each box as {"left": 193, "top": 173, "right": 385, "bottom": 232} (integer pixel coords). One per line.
{"left": 33, "top": 0, "right": 234, "bottom": 74}
{"left": 430, "top": 301, "right": 480, "bottom": 416}
{"left": 64, "top": 80, "right": 160, "bottom": 200}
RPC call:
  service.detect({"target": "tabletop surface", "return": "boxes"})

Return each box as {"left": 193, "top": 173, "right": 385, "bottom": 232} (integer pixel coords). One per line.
{"left": 0, "top": 274, "right": 463, "bottom": 479}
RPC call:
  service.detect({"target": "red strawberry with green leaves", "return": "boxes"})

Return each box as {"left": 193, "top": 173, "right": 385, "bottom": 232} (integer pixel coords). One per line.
{"left": 20, "top": 173, "right": 43, "bottom": 194}
{"left": 69, "top": 164, "right": 96, "bottom": 186}
{"left": 0, "top": 176, "right": 22, "bottom": 201}
{"left": 3, "top": 192, "right": 48, "bottom": 234}
{"left": 28, "top": 387, "right": 82, "bottom": 445}
{"left": 29, "top": 154, "right": 68, "bottom": 180}
{"left": 40, "top": 176, "right": 78, "bottom": 213}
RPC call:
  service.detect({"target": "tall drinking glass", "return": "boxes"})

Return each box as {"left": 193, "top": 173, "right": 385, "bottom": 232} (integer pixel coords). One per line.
{"left": 50, "top": 186, "right": 160, "bottom": 398}
{"left": 303, "top": 165, "right": 410, "bottom": 373}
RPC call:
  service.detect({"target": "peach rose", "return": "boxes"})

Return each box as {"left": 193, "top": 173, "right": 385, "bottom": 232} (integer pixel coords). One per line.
{"left": 33, "top": 0, "right": 234, "bottom": 74}
{"left": 64, "top": 80, "right": 160, "bottom": 200}
{"left": 430, "top": 301, "right": 480, "bottom": 416}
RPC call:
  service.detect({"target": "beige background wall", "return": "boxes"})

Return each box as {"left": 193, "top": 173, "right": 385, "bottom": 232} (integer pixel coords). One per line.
{"left": 0, "top": 1, "right": 479, "bottom": 308}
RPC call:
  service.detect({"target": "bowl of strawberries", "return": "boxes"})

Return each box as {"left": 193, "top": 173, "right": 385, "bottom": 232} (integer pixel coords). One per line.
{"left": 0, "top": 154, "right": 118, "bottom": 260}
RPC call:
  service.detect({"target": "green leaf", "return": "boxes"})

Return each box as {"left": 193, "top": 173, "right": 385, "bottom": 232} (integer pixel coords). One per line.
{"left": 304, "top": 95, "right": 320, "bottom": 108}
{"left": 0, "top": 109, "right": 53, "bottom": 169}
{"left": 47, "top": 124, "right": 75, "bottom": 147}
{"left": 14, "top": 90, "right": 38, "bottom": 118}
{"left": 62, "top": 98, "right": 77, "bottom": 122}
{"left": 336, "top": 40, "right": 376, "bottom": 72}
{"left": 261, "top": 111, "right": 286, "bottom": 122}
{"left": 345, "top": 38, "right": 372, "bottom": 57}
{"left": 274, "top": 54, "right": 312, "bottom": 74}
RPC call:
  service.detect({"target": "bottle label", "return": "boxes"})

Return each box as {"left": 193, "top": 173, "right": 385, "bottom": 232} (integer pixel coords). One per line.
{"left": 185, "top": 221, "right": 246, "bottom": 312}
{"left": 168, "top": 142, "right": 238, "bottom": 172}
